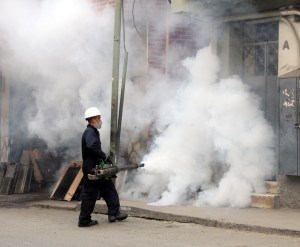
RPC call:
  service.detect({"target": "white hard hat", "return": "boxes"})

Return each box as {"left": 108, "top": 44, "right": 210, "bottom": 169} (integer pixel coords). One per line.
{"left": 84, "top": 107, "right": 101, "bottom": 119}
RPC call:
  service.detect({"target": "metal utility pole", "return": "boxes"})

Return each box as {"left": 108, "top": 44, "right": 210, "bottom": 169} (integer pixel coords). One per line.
{"left": 0, "top": 75, "right": 9, "bottom": 162}
{"left": 110, "top": 0, "right": 122, "bottom": 164}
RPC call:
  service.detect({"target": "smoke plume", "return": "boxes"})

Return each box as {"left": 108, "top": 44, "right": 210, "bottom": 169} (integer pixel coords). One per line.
{"left": 0, "top": 0, "right": 276, "bottom": 207}
{"left": 0, "top": 0, "right": 115, "bottom": 158}
{"left": 123, "top": 47, "right": 276, "bottom": 208}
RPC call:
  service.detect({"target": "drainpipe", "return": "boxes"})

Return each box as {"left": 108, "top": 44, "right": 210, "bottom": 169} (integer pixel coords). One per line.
{"left": 110, "top": 0, "right": 122, "bottom": 164}
{"left": 222, "top": 11, "right": 280, "bottom": 22}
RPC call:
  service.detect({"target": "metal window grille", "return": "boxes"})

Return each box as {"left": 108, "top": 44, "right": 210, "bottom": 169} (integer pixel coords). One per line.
{"left": 243, "top": 21, "right": 278, "bottom": 77}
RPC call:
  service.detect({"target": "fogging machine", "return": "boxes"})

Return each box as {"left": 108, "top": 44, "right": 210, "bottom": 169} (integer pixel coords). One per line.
{"left": 88, "top": 156, "right": 144, "bottom": 180}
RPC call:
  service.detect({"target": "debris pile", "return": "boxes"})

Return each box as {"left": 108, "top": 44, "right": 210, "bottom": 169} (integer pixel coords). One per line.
{"left": 0, "top": 149, "right": 57, "bottom": 195}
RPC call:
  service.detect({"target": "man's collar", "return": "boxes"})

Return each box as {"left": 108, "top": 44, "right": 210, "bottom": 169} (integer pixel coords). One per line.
{"left": 87, "top": 124, "right": 97, "bottom": 130}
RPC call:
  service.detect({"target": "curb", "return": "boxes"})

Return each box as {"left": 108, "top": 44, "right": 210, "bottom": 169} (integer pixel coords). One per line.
{"left": 28, "top": 201, "right": 300, "bottom": 238}
{"left": 95, "top": 202, "right": 300, "bottom": 237}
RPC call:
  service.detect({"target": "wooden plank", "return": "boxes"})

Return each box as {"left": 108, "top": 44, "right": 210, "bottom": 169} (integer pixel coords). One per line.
{"left": 72, "top": 161, "right": 83, "bottom": 167}
{"left": 0, "top": 162, "right": 7, "bottom": 188}
{"left": 50, "top": 166, "right": 68, "bottom": 199}
{"left": 20, "top": 151, "right": 31, "bottom": 165}
{"left": 36, "top": 157, "right": 55, "bottom": 183}
{"left": 50, "top": 161, "right": 83, "bottom": 200}
{"left": 50, "top": 167, "right": 80, "bottom": 200}
{"left": 14, "top": 165, "right": 32, "bottom": 194}
{"left": 0, "top": 163, "right": 18, "bottom": 194}
{"left": 63, "top": 167, "right": 83, "bottom": 201}
{"left": 30, "top": 149, "right": 44, "bottom": 184}
{"left": 14, "top": 165, "right": 26, "bottom": 194}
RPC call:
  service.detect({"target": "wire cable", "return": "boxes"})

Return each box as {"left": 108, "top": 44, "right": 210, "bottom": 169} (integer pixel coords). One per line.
{"left": 132, "top": 0, "right": 144, "bottom": 40}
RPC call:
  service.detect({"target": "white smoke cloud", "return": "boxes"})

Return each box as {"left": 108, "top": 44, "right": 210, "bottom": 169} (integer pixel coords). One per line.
{"left": 123, "top": 47, "right": 276, "bottom": 208}
{"left": 0, "top": 0, "right": 276, "bottom": 208}
{"left": 0, "top": 0, "right": 169, "bottom": 162}
{"left": 0, "top": 0, "right": 115, "bottom": 157}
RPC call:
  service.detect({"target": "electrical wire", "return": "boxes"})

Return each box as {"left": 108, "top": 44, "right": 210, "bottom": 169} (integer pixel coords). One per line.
{"left": 132, "top": 0, "right": 144, "bottom": 40}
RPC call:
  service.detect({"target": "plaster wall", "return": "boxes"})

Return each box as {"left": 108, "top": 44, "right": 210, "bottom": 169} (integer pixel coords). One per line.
{"left": 278, "top": 175, "right": 300, "bottom": 208}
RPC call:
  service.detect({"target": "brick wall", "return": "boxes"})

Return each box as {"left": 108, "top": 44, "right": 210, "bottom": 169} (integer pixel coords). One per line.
{"left": 169, "top": 22, "right": 199, "bottom": 55}
{"left": 167, "top": 17, "right": 205, "bottom": 78}
{"left": 146, "top": 0, "right": 202, "bottom": 76}
{"left": 146, "top": 0, "right": 169, "bottom": 74}
{"left": 91, "top": 0, "right": 203, "bottom": 76}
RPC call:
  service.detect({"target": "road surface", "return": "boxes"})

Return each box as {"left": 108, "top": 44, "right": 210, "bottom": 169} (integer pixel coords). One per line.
{"left": 0, "top": 204, "right": 299, "bottom": 247}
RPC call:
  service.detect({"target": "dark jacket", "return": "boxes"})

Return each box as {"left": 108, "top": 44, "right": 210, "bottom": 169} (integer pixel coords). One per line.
{"left": 81, "top": 124, "right": 106, "bottom": 176}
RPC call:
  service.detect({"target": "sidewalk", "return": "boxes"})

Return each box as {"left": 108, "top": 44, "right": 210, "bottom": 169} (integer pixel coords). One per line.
{"left": 1, "top": 193, "right": 300, "bottom": 237}
{"left": 93, "top": 199, "right": 300, "bottom": 237}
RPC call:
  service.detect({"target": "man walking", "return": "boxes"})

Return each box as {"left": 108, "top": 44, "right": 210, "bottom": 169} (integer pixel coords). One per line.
{"left": 78, "top": 107, "right": 128, "bottom": 227}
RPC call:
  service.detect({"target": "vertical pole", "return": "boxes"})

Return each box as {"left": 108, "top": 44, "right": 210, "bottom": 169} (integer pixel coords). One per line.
{"left": 116, "top": 52, "right": 128, "bottom": 161}
{"left": 0, "top": 75, "right": 9, "bottom": 162}
{"left": 110, "top": 0, "right": 122, "bottom": 164}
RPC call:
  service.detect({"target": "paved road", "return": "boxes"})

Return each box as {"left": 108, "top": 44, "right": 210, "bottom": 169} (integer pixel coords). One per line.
{"left": 0, "top": 205, "right": 300, "bottom": 247}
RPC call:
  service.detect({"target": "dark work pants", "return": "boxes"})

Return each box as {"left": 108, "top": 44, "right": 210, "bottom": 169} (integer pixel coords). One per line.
{"left": 79, "top": 178, "right": 120, "bottom": 223}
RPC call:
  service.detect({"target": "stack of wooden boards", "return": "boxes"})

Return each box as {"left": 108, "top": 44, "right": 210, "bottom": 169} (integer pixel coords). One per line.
{"left": 0, "top": 161, "right": 32, "bottom": 194}
{"left": 0, "top": 149, "right": 57, "bottom": 194}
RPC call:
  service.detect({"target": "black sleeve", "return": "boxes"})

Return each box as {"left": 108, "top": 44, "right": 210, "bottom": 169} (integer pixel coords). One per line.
{"left": 85, "top": 130, "right": 107, "bottom": 160}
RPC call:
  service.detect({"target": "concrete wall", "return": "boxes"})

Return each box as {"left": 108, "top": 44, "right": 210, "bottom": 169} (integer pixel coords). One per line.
{"left": 216, "top": 22, "right": 243, "bottom": 79}
{"left": 278, "top": 175, "right": 300, "bottom": 208}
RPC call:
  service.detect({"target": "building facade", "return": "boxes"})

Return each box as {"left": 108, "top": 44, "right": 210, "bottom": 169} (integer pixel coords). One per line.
{"left": 100, "top": 0, "right": 300, "bottom": 208}
{"left": 2, "top": 0, "right": 300, "bottom": 207}
{"left": 172, "top": 0, "right": 300, "bottom": 208}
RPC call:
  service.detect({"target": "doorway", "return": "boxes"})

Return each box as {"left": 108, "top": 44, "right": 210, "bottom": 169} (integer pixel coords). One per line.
{"left": 242, "top": 20, "right": 279, "bottom": 133}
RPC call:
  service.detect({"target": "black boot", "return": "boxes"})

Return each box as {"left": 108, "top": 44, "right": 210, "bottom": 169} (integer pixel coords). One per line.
{"left": 108, "top": 212, "right": 128, "bottom": 223}
{"left": 78, "top": 220, "right": 99, "bottom": 227}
